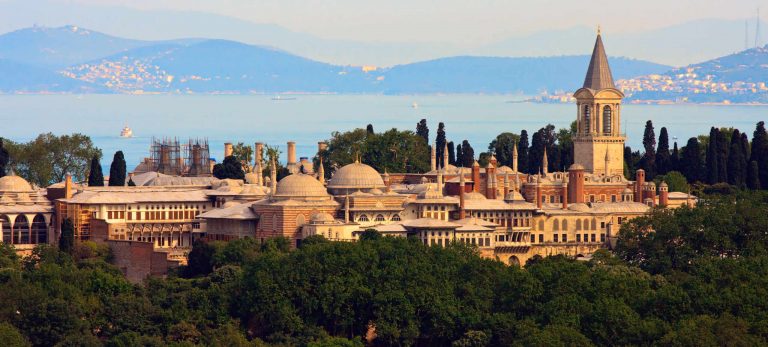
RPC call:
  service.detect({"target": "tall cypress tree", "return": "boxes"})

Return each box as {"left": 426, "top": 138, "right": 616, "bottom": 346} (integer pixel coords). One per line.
{"left": 461, "top": 140, "right": 475, "bottom": 167}
{"left": 0, "top": 138, "right": 8, "bottom": 178}
{"left": 436, "top": 122, "right": 446, "bottom": 168}
{"left": 716, "top": 129, "right": 729, "bottom": 183}
{"left": 727, "top": 129, "right": 746, "bottom": 187}
{"left": 706, "top": 127, "right": 720, "bottom": 184}
{"left": 670, "top": 141, "right": 680, "bottom": 173}
{"left": 518, "top": 130, "right": 529, "bottom": 173}
{"left": 87, "top": 155, "right": 104, "bottom": 187}
{"left": 748, "top": 160, "right": 761, "bottom": 189}
{"left": 624, "top": 146, "right": 635, "bottom": 175}
{"left": 416, "top": 119, "right": 429, "bottom": 145}
{"left": 447, "top": 141, "right": 456, "bottom": 165}
{"left": 641, "top": 120, "right": 656, "bottom": 178}
{"left": 59, "top": 218, "right": 75, "bottom": 254}
{"left": 366, "top": 124, "right": 374, "bottom": 134}
{"left": 108, "top": 151, "right": 127, "bottom": 186}
{"left": 751, "top": 121, "right": 768, "bottom": 188}
{"left": 456, "top": 144, "right": 463, "bottom": 167}
{"left": 681, "top": 137, "right": 703, "bottom": 183}
{"left": 655, "top": 127, "right": 671, "bottom": 175}
{"left": 529, "top": 131, "right": 546, "bottom": 174}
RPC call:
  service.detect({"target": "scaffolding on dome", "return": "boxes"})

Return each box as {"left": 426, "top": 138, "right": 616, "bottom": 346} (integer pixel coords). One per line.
{"left": 148, "top": 137, "right": 183, "bottom": 176}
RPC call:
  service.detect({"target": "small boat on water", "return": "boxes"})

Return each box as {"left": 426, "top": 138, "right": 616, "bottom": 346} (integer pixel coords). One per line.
{"left": 120, "top": 125, "right": 133, "bottom": 138}
{"left": 412, "top": 102, "right": 419, "bottom": 109}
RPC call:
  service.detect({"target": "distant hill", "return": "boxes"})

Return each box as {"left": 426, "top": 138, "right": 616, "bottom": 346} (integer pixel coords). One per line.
{"left": 1, "top": 25, "right": 672, "bottom": 94}
{"left": 618, "top": 46, "right": 768, "bottom": 103}
{"left": 376, "top": 56, "right": 671, "bottom": 94}
{"left": 0, "top": 59, "right": 100, "bottom": 93}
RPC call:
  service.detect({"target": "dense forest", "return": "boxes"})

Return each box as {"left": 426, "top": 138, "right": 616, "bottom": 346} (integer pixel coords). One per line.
{"left": 1, "top": 191, "right": 767, "bottom": 346}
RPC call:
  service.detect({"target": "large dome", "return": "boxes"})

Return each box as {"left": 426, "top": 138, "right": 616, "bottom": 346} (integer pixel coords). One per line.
{"left": 327, "top": 161, "right": 385, "bottom": 190}
{"left": 275, "top": 174, "right": 329, "bottom": 198}
{"left": 0, "top": 174, "right": 33, "bottom": 192}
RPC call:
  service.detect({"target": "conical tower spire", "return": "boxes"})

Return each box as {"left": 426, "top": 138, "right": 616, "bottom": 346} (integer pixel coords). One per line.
{"left": 583, "top": 29, "right": 615, "bottom": 90}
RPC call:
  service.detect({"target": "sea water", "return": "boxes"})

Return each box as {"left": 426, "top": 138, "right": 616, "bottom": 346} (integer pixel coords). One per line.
{"left": 1, "top": 94, "right": 765, "bottom": 171}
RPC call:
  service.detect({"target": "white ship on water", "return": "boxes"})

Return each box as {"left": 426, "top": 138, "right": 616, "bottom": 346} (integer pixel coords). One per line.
{"left": 120, "top": 125, "right": 133, "bottom": 138}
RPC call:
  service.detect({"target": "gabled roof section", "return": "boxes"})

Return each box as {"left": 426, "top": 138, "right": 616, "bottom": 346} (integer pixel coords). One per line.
{"left": 582, "top": 33, "right": 615, "bottom": 90}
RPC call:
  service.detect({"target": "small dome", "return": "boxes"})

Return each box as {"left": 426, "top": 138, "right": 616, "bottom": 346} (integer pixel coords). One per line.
{"left": 660, "top": 181, "right": 668, "bottom": 188}
{"left": 623, "top": 187, "right": 633, "bottom": 194}
{"left": 568, "top": 203, "right": 592, "bottom": 212}
{"left": 568, "top": 163, "right": 585, "bottom": 171}
{"left": 310, "top": 212, "right": 336, "bottom": 224}
{"left": 222, "top": 201, "right": 242, "bottom": 208}
{"left": 275, "top": 174, "right": 329, "bottom": 198}
{"left": 244, "top": 172, "right": 260, "bottom": 184}
{"left": 505, "top": 190, "right": 525, "bottom": 201}
{"left": 327, "top": 161, "right": 385, "bottom": 189}
{"left": 463, "top": 191, "right": 487, "bottom": 200}
{"left": 0, "top": 174, "right": 33, "bottom": 192}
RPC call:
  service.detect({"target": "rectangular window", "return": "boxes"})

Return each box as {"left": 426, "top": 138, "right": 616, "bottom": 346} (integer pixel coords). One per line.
{"left": 591, "top": 234, "right": 596, "bottom": 242}
{"left": 600, "top": 234, "right": 606, "bottom": 242}
{"left": 553, "top": 234, "right": 559, "bottom": 242}
{"left": 485, "top": 238, "right": 491, "bottom": 246}
{"left": 601, "top": 222, "right": 606, "bottom": 229}
{"left": 531, "top": 234, "right": 535, "bottom": 243}
{"left": 562, "top": 234, "right": 567, "bottom": 242}
{"left": 538, "top": 234, "right": 543, "bottom": 243}
{"left": 576, "top": 234, "right": 581, "bottom": 242}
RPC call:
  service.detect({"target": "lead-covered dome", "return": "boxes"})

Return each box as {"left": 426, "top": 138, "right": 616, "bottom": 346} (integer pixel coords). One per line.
{"left": 0, "top": 174, "right": 33, "bottom": 192}
{"left": 327, "top": 161, "right": 385, "bottom": 190}
{"left": 275, "top": 174, "right": 329, "bottom": 198}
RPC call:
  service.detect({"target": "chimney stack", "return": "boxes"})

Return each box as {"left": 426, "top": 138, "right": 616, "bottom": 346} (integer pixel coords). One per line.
{"left": 536, "top": 176, "right": 543, "bottom": 209}
{"left": 317, "top": 141, "right": 327, "bottom": 153}
{"left": 287, "top": 141, "right": 297, "bottom": 165}
{"left": 472, "top": 161, "right": 480, "bottom": 192}
{"left": 659, "top": 182, "right": 669, "bottom": 207}
{"left": 224, "top": 142, "right": 233, "bottom": 158}
{"left": 568, "top": 164, "right": 585, "bottom": 203}
{"left": 430, "top": 142, "right": 437, "bottom": 172}
{"left": 562, "top": 175, "right": 569, "bottom": 210}
{"left": 64, "top": 173, "right": 73, "bottom": 199}
{"left": 459, "top": 173, "right": 466, "bottom": 219}
{"left": 635, "top": 169, "right": 645, "bottom": 203}
{"left": 512, "top": 142, "right": 519, "bottom": 173}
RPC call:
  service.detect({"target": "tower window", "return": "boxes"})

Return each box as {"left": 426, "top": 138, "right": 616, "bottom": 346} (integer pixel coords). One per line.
{"left": 583, "top": 105, "right": 591, "bottom": 133}
{"left": 603, "top": 106, "right": 612, "bottom": 134}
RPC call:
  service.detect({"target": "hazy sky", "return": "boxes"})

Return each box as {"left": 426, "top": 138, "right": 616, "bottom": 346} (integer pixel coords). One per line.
{"left": 66, "top": 0, "right": 764, "bottom": 43}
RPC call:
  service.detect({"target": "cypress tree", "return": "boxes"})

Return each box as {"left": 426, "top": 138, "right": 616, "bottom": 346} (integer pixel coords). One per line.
{"left": 641, "top": 120, "right": 656, "bottom": 178}
{"left": 416, "top": 119, "right": 429, "bottom": 145}
{"left": 624, "top": 146, "right": 635, "bottom": 174}
{"left": 59, "top": 218, "right": 75, "bottom": 254}
{"left": 461, "top": 140, "right": 475, "bottom": 167}
{"left": 87, "top": 155, "right": 104, "bottom": 186}
{"left": 518, "top": 130, "right": 529, "bottom": 173}
{"left": 655, "top": 127, "right": 671, "bottom": 175}
{"left": 529, "top": 131, "right": 544, "bottom": 174}
{"left": 436, "top": 122, "right": 446, "bottom": 168}
{"left": 727, "top": 129, "right": 746, "bottom": 187}
{"left": 681, "top": 137, "right": 703, "bottom": 183}
{"left": 716, "top": 129, "right": 729, "bottom": 183}
{"left": 751, "top": 121, "right": 768, "bottom": 188}
{"left": 447, "top": 141, "right": 456, "bottom": 165}
{"left": 456, "top": 144, "right": 463, "bottom": 167}
{"left": 748, "top": 160, "right": 761, "bottom": 189}
{"left": 670, "top": 141, "right": 680, "bottom": 173}
{"left": 366, "top": 124, "right": 374, "bottom": 134}
{"left": 706, "top": 127, "right": 720, "bottom": 184}
{"left": 741, "top": 132, "right": 750, "bottom": 162}
{"left": 0, "top": 138, "right": 8, "bottom": 178}
{"left": 108, "top": 151, "right": 127, "bottom": 186}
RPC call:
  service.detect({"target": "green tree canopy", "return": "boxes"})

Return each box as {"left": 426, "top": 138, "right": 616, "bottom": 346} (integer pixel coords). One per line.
{"left": 5, "top": 133, "right": 101, "bottom": 187}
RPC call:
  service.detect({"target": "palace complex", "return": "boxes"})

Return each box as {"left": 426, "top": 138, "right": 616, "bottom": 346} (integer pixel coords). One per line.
{"left": 1, "top": 32, "right": 696, "bottom": 281}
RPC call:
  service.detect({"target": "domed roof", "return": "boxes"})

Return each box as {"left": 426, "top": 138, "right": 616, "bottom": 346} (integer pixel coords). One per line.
{"left": 275, "top": 174, "right": 329, "bottom": 198}
{"left": 659, "top": 181, "right": 668, "bottom": 188}
{"left": 463, "top": 191, "right": 487, "bottom": 200}
{"left": 310, "top": 212, "right": 336, "bottom": 224}
{"left": 568, "top": 163, "right": 585, "bottom": 171}
{"left": 568, "top": 203, "right": 592, "bottom": 212}
{"left": 623, "top": 187, "right": 633, "bottom": 194}
{"left": 0, "top": 174, "right": 33, "bottom": 192}
{"left": 244, "top": 172, "right": 260, "bottom": 184}
{"left": 327, "top": 161, "right": 385, "bottom": 189}
{"left": 505, "top": 190, "right": 525, "bottom": 202}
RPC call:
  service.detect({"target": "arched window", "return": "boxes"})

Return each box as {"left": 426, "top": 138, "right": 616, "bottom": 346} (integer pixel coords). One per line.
{"left": 584, "top": 218, "right": 590, "bottom": 230}
{"left": 576, "top": 219, "right": 582, "bottom": 230}
{"left": 562, "top": 219, "right": 568, "bottom": 231}
{"left": 295, "top": 214, "right": 306, "bottom": 227}
{"left": 14, "top": 215, "right": 29, "bottom": 244}
{"left": 31, "top": 214, "right": 47, "bottom": 244}
{"left": 0, "top": 215, "right": 10, "bottom": 244}
{"left": 538, "top": 220, "right": 544, "bottom": 231}
{"left": 374, "top": 214, "right": 385, "bottom": 222}
{"left": 391, "top": 214, "right": 401, "bottom": 222}
{"left": 583, "top": 105, "right": 591, "bottom": 133}
{"left": 553, "top": 219, "right": 559, "bottom": 231}
{"left": 603, "top": 106, "right": 612, "bottom": 134}
{"left": 591, "top": 219, "right": 597, "bottom": 230}
{"left": 358, "top": 214, "right": 369, "bottom": 222}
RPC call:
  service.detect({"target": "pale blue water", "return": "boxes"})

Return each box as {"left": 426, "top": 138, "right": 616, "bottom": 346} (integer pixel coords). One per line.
{"left": 1, "top": 94, "right": 766, "bottom": 171}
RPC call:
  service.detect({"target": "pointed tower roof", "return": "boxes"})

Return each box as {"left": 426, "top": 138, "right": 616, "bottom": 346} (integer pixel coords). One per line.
{"left": 582, "top": 31, "right": 615, "bottom": 90}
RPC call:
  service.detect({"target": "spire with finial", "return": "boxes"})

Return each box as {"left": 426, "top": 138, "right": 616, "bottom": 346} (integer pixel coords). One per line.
{"left": 542, "top": 147, "right": 548, "bottom": 177}
{"left": 512, "top": 141, "right": 518, "bottom": 173}
{"left": 604, "top": 148, "right": 610, "bottom": 176}
{"left": 583, "top": 26, "right": 615, "bottom": 90}
{"left": 318, "top": 157, "right": 325, "bottom": 182}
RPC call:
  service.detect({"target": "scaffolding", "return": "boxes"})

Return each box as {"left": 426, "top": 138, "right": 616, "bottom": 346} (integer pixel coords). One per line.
{"left": 149, "top": 137, "right": 183, "bottom": 176}
{"left": 184, "top": 138, "right": 212, "bottom": 177}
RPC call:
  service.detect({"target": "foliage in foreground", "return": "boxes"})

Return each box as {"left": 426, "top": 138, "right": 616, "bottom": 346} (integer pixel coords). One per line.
{"left": 2, "top": 193, "right": 768, "bottom": 346}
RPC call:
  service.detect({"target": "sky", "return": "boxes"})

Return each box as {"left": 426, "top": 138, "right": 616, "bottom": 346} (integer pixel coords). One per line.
{"left": 64, "top": 0, "right": 765, "bottom": 44}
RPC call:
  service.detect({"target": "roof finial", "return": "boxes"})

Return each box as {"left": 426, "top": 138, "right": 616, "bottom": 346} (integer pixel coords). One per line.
{"left": 597, "top": 24, "right": 601, "bottom": 36}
